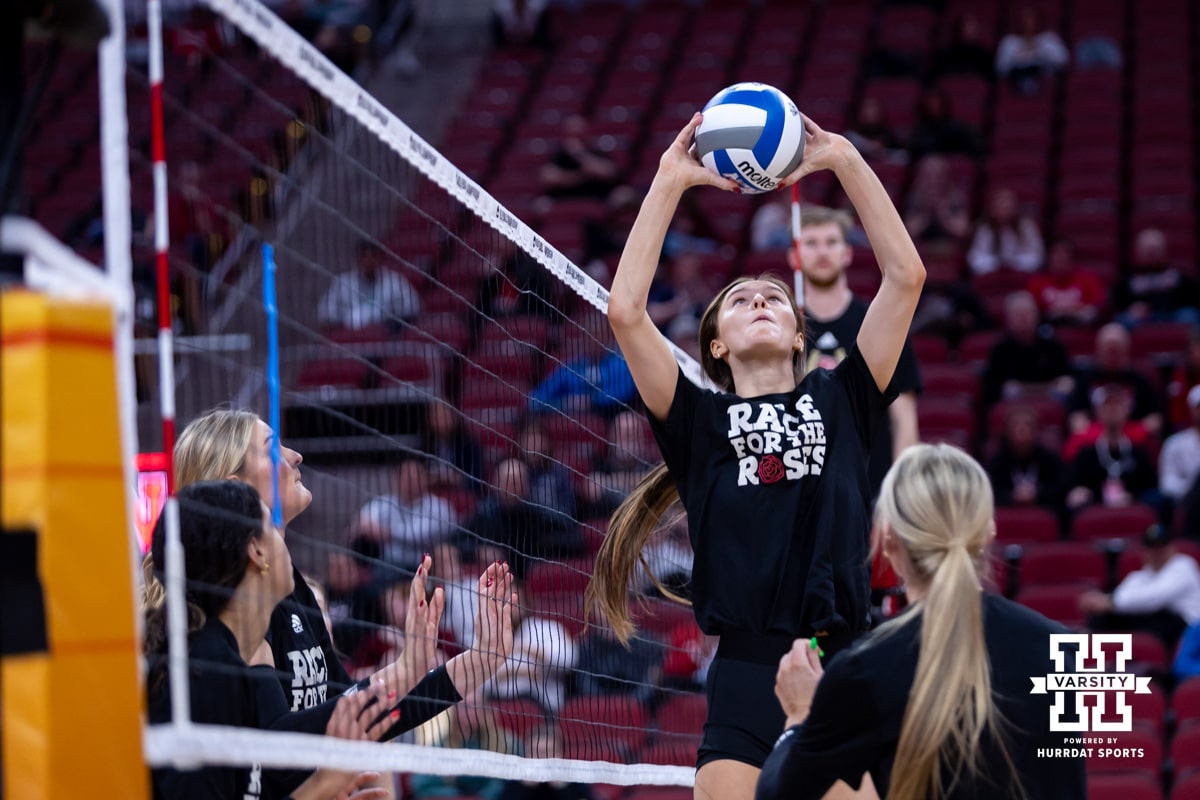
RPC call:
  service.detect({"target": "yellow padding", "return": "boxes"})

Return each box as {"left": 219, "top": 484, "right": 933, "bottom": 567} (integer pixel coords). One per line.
{"left": 2, "top": 291, "right": 148, "bottom": 800}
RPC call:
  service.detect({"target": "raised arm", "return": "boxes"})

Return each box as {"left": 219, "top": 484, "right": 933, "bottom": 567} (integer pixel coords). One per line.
{"left": 783, "top": 115, "right": 926, "bottom": 392}
{"left": 607, "top": 113, "right": 739, "bottom": 420}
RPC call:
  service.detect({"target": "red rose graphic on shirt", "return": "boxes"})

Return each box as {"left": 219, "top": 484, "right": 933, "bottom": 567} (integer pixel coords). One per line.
{"left": 758, "top": 455, "right": 785, "bottom": 484}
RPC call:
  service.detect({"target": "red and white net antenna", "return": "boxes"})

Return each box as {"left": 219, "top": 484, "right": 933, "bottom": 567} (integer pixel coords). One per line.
{"left": 790, "top": 183, "right": 804, "bottom": 309}
{"left": 147, "top": 0, "right": 189, "bottom": 727}
{"left": 147, "top": 0, "right": 176, "bottom": 489}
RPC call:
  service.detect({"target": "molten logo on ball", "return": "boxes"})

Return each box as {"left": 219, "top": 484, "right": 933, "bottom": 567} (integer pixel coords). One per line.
{"left": 696, "top": 82, "right": 806, "bottom": 195}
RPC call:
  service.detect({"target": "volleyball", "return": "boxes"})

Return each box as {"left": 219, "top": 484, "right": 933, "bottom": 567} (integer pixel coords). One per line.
{"left": 695, "top": 82, "right": 807, "bottom": 194}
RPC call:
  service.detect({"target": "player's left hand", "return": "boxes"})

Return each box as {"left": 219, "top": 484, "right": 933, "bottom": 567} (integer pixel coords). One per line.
{"left": 471, "top": 560, "right": 517, "bottom": 676}
{"left": 775, "top": 637, "right": 825, "bottom": 726}
{"left": 777, "top": 114, "right": 854, "bottom": 188}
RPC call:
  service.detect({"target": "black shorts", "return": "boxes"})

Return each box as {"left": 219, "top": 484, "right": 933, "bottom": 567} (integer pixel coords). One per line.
{"left": 697, "top": 629, "right": 861, "bottom": 770}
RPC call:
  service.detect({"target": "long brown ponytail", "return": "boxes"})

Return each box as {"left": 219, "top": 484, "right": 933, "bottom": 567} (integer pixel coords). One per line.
{"left": 585, "top": 463, "right": 688, "bottom": 645}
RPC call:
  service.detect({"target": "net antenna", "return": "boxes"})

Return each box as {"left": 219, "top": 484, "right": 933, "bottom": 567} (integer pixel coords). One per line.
{"left": 790, "top": 182, "right": 804, "bottom": 308}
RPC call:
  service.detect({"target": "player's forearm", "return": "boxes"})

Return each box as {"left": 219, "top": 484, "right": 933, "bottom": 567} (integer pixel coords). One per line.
{"left": 889, "top": 394, "right": 919, "bottom": 459}
{"left": 609, "top": 174, "right": 683, "bottom": 326}
{"left": 835, "top": 151, "right": 924, "bottom": 290}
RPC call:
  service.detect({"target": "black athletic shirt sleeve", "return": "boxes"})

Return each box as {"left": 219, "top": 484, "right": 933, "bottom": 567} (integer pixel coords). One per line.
{"left": 384, "top": 666, "right": 463, "bottom": 740}
{"left": 756, "top": 651, "right": 882, "bottom": 800}
{"left": 646, "top": 366, "right": 701, "bottom": 492}
{"left": 830, "top": 344, "right": 897, "bottom": 448}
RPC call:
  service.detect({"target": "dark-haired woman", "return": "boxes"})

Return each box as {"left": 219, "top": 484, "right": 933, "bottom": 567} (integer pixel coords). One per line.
{"left": 145, "top": 480, "right": 463, "bottom": 799}
{"left": 588, "top": 112, "right": 925, "bottom": 800}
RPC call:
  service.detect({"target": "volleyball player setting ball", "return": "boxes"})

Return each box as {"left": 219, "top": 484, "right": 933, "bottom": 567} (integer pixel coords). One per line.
{"left": 588, "top": 85, "right": 925, "bottom": 800}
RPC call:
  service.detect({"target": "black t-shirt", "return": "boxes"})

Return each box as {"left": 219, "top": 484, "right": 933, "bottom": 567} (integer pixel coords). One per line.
{"left": 148, "top": 617, "right": 335, "bottom": 800}
{"left": 756, "top": 594, "right": 1086, "bottom": 800}
{"left": 648, "top": 345, "right": 892, "bottom": 639}
{"left": 265, "top": 565, "right": 463, "bottom": 737}
{"left": 267, "top": 565, "right": 356, "bottom": 712}
{"left": 804, "top": 297, "right": 922, "bottom": 495}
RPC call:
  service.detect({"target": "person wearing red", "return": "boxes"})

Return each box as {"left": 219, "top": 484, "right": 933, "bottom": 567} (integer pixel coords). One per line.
{"left": 1027, "top": 239, "right": 1105, "bottom": 327}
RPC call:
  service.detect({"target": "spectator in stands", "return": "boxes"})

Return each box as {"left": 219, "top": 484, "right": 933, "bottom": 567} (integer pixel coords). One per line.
{"left": 486, "top": 590, "right": 579, "bottom": 714}
{"left": 903, "top": 155, "right": 971, "bottom": 251}
{"left": 499, "top": 723, "right": 596, "bottom": 800}
{"left": 846, "top": 96, "right": 905, "bottom": 163}
{"left": 172, "top": 160, "right": 223, "bottom": 333}
{"left": 323, "top": 539, "right": 386, "bottom": 669}
{"left": 994, "top": 7, "right": 1069, "bottom": 95}
{"left": 966, "top": 188, "right": 1045, "bottom": 276}
{"left": 1074, "top": 35, "right": 1122, "bottom": 70}
{"left": 661, "top": 621, "right": 717, "bottom": 693}
{"left": 1168, "top": 329, "right": 1200, "bottom": 431}
{"left": 569, "top": 607, "right": 661, "bottom": 705}
{"left": 1160, "top": 385, "right": 1200, "bottom": 511}
{"left": 517, "top": 416, "right": 577, "bottom": 525}
{"left": 907, "top": 86, "right": 984, "bottom": 159}
{"left": 910, "top": 282, "right": 994, "bottom": 349}
{"left": 1065, "top": 384, "right": 1159, "bottom": 514}
{"left": 491, "top": 0, "right": 551, "bottom": 50}
{"left": 985, "top": 405, "right": 1065, "bottom": 511}
{"left": 646, "top": 252, "right": 711, "bottom": 334}
{"left": 750, "top": 198, "right": 795, "bottom": 252}
{"left": 353, "top": 456, "right": 458, "bottom": 570}
{"left": 579, "top": 411, "right": 657, "bottom": 518}
{"left": 1065, "top": 323, "right": 1163, "bottom": 438}
{"left": 1112, "top": 227, "right": 1200, "bottom": 329}
{"left": 428, "top": 541, "right": 478, "bottom": 658}
{"left": 318, "top": 240, "right": 420, "bottom": 332}
{"left": 539, "top": 115, "right": 621, "bottom": 203}
{"left": 355, "top": 575, "right": 429, "bottom": 680}
{"left": 468, "top": 459, "right": 581, "bottom": 579}
{"left": 1079, "top": 524, "right": 1200, "bottom": 648}
{"left": 1026, "top": 239, "right": 1105, "bottom": 327}
{"left": 981, "top": 291, "right": 1072, "bottom": 408}
{"left": 477, "top": 241, "right": 562, "bottom": 322}
{"left": 530, "top": 315, "right": 636, "bottom": 416}
{"left": 932, "top": 12, "right": 995, "bottom": 80}
{"left": 420, "top": 398, "right": 485, "bottom": 494}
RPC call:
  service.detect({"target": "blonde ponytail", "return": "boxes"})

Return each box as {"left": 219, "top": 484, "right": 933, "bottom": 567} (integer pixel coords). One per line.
{"left": 875, "top": 444, "right": 1023, "bottom": 800}
{"left": 586, "top": 463, "right": 688, "bottom": 645}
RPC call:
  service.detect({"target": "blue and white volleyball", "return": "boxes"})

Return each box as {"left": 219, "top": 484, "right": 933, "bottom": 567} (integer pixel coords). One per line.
{"left": 695, "top": 82, "right": 806, "bottom": 194}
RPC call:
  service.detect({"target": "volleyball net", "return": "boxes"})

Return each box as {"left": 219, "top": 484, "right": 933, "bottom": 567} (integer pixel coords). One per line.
{"left": 126, "top": 0, "right": 713, "bottom": 788}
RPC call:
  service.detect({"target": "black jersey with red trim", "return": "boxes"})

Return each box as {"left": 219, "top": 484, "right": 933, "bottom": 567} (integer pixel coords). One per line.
{"left": 648, "top": 345, "right": 892, "bottom": 638}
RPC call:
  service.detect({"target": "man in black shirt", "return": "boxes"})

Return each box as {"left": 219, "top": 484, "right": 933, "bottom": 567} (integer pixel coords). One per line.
{"left": 796, "top": 206, "right": 922, "bottom": 496}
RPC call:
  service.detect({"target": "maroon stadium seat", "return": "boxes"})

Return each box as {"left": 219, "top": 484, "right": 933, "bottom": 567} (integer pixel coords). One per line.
{"left": 1015, "top": 583, "right": 1089, "bottom": 627}
{"left": 1019, "top": 543, "right": 1105, "bottom": 589}
{"left": 994, "top": 507, "right": 1060, "bottom": 545}
{"left": 1071, "top": 505, "right": 1158, "bottom": 542}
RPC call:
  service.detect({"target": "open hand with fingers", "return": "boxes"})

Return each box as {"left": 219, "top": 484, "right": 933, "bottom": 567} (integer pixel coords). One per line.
{"left": 387, "top": 554, "right": 445, "bottom": 694}
{"left": 657, "top": 113, "right": 743, "bottom": 194}
{"left": 471, "top": 561, "right": 518, "bottom": 675}
{"left": 777, "top": 114, "right": 856, "bottom": 189}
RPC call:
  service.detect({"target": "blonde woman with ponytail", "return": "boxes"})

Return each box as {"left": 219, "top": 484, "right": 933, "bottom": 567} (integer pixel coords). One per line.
{"left": 155, "top": 408, "right": 518, "bottom": 798}
{"left": 757, "top": 444, "right": 1086, "bottom": 800}
{"left": 590, "top": 110, "right": 924, "bottom": 800}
